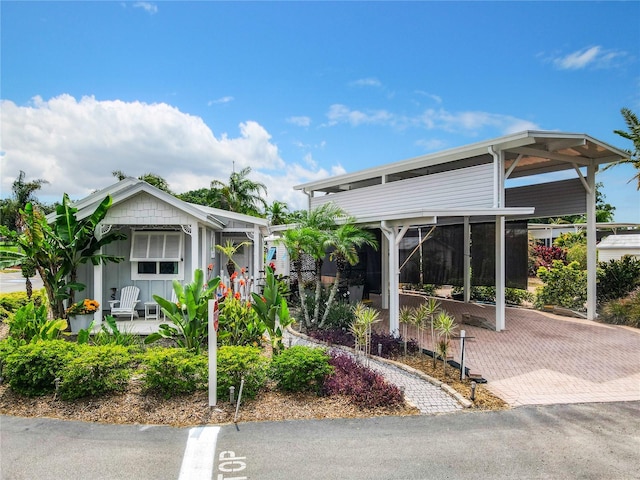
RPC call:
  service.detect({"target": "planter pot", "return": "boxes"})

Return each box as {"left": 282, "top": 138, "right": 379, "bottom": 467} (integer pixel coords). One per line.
{"left": 69, "top": 314, "right": 94, "bottom": 333}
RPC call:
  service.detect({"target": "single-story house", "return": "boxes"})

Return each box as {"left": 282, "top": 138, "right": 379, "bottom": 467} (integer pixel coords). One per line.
{"left": 69, "top": 177, "right": 269, "bottom": 322}
{"left": 597, "top": 234, "right": 640, "bottom": 262}
{"left": 294, "top": 130, "right": 629, "bottom": 332}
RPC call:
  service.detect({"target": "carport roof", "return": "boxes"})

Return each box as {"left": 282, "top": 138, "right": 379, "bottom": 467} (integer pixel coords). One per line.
{"left": 294, "top": 130, "right": 628, "bottom": 194}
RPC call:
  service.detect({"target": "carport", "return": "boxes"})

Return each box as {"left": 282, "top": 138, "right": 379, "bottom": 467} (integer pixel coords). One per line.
{"left": 294, "top": 131, "right": 628, "bottom": 333}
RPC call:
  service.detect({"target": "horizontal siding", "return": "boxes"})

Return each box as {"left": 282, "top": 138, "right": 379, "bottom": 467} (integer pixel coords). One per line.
{"left": 506, "top": 179, "right": 585, "bottom": 218}
{"left": 310, "top": 164, "right": 493, "bottom": 217}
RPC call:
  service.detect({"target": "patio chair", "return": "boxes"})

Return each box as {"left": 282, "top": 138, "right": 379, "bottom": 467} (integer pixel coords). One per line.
{"left": 109, "top": 286, "right": 140, "bottom": 321}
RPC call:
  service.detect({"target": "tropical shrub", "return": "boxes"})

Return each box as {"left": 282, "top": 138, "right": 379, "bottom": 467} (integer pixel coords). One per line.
{"left": 218, "top": 297, "right": 265, "bottom": 347}
{"left": 251, "top": 265, "right": 292, "bottom": 354}
{"left": 322, "top": 351, "right": 404, "bottom": 408}
{"left": 58, "top": 345, "right": 131, "bottom": 400}
{"left": 142, "top": 348, "right": 208, "bottom": 398}
{"left": 566, "top": 243, "right": 587, "bottom": 270}
{"left": 600, "top": 288, "right": 640, "bottom": 328}
{"left": 216, "top": 346, "right": 268, "bottom": 400}
{"left": 6, "top": 302, "right": 67, "bottom": 343}
{"left": 303, "top": 287, "right": 356, "bottom": 331}
{"left": 3, "top": 340, "right": 77, "bottom": 396}
{"left": 146, "top": 269, "right": 221, "bottom": 353}
{"left": 533, "top": 245, "right": 567, "bottom": 271}
{"left": 597, "top": 256, "right": 640, "bottom": 303}
{"left": 269, "top": 346, "right": 333, "bottom": 394}
{"left": 535, "top": 261, "right": 587, "bottom": 310}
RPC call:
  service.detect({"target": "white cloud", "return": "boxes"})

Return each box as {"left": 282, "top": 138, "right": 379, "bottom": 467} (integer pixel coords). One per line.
{"left": 326, "top": 104, "right": 395, "bottom": 127}
{"left": 133, "top": 2, "right": 157, "bottom": 14}
{"left": 325, "top": 103, "right": 538, "bottom": 135}
{"left": 287, "top": 116, "right": 311, "bottom": 127}
{"left": 349, "top": 78, "right": 382, "bottom": 88}
{"left": 550, "top": 45, "right": 629, "bottom": 70}
{"left": 0, "top": 94, "right": 326, "bottom": 210}
{"left": 208, "top": 96, "right": 234, "bottom": 106}
{"left": 414, "top": 90, "right": 443, "bottom": 104}
{"left": 415, "top": 138, "right": 448, "bottom": 151}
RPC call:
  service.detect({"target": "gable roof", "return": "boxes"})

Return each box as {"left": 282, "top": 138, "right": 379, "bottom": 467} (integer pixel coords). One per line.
{"left": 294, "top": 130, "right": 628, "bottom": 195}
{"left": 64, "top": 178, "right": 269, "bottom": 230}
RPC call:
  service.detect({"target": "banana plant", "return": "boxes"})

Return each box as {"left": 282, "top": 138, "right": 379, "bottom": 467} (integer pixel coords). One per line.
{"left": 146, "top": 269, "right": 221, "bottom": 353}
{"left": 251, "top": 265, "right": 291, "bottom": 354}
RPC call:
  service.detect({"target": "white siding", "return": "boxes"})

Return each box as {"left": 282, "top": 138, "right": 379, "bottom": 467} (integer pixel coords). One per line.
{"left": 310, "top": 164, "right": 494, "bottom": 216}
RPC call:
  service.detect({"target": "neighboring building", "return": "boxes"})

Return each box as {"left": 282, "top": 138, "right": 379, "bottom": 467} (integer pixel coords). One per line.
{"left": 597, "top": 234, "right": 640, "bottom": 262}
{"left": 67, "top": 177, "right": 269, "bottom": 321}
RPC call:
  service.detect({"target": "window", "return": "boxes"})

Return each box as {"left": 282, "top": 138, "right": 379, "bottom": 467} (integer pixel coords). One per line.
{"left": 131, "top": 231, "right": 183, "bottom": 280}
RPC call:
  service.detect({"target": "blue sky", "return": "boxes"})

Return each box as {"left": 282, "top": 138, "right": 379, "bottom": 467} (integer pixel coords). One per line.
{"left": 1, "top": 1, "right": 639, "bottom": 221}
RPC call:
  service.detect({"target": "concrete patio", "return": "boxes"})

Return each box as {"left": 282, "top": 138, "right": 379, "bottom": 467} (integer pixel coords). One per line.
{"left": 371, "top": 293, "right": 640, "bottom": 406}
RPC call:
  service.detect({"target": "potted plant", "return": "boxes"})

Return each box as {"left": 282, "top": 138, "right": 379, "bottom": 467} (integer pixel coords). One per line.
{"left": 215, "top": 239, "right": 250, "bottom": 276}
{"left": 66, "top": 298, "right": 99, "bottom": 333}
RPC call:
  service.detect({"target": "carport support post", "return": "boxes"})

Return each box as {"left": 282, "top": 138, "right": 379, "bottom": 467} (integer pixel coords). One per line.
{"left": 464, "top": 217, "right": 471, "bottom": 303}
{"left": 495, "top": 216, "right": 506, "bottom": 331}
{"left": 586, "top": 164, "right": 597, "bottom": 320}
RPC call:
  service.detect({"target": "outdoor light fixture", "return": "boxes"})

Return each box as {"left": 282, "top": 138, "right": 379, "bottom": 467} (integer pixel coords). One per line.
{"left": 470, "top": 381, "right": 477, "bottom": 402}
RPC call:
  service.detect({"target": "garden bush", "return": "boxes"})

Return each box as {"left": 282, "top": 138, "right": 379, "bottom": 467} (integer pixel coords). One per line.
{"left": 218, "top": 296, "right": 265, "bottom": 347}
{"left": 323, "top": 351, "right": 404, "bottom": 408}
{"left": 597, "top": 256, "right": 640, "bottom": 303}
{"left": 304, "top": 288, "right": 355, "bottom": 330}
{"left": 3, "top": 340, "right": 77, "bottom": 396}
{"left": 599, "top": 288, "right": 640, "bottom": 328}
{"left": 532, "top": 245, "right": 567, "bottom": 271}
{"left": 0, "top": 289, "right": 46, "bottom": 320}
{"left": 535, "top": 261, "right": 587, "bottom": 311}
{"left": 269, "top": 346, "right": 333, "bottom": 394}
{"left": 370, "top": 331, "right": 420, "bottom": 358}
{"left": 58, "top": 345, "right": 132, "bottom": 400}
{"left": 217, "top": 346, "right": 268, "bottom": 400}
{"left": 6, "top": 302, "right": 66, "bottom": 343}
{"left": 142, "top": 347, "right": 208, "bottom": 398}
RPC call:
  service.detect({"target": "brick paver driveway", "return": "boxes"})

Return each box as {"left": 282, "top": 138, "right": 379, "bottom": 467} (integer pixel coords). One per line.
{"left": 372, "top": 294, "right": 640, "bottom": 406}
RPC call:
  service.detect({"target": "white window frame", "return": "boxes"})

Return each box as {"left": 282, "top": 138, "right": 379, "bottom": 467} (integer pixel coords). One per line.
{"left": 130, "top": 231, "right": 184, "bottom": 280}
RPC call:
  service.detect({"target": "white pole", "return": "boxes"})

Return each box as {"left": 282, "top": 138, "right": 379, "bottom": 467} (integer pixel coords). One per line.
{"left": 208, "top": 299, "right": 218, "bottom": 406}
{"left": 460, "top": 329, "right": 466, "bottom": 380}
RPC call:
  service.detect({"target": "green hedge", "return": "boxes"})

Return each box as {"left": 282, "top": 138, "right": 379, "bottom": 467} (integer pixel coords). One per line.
{"left": 142, "top": 348, "right": 208, "bottom": 398}
{"left": 217, "top": 346, "right": 268, "bottom": 400}
{"left": 0, "top": 289, "right": 46, "bottom": 320}
{"left": 270, "top": 346, "right": 333, "bottom": 394}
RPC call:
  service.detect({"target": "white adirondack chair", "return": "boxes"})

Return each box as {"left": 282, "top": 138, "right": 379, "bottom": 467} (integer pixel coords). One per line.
{"left": 109, "top": 286, "right": 140, "bottom": 320}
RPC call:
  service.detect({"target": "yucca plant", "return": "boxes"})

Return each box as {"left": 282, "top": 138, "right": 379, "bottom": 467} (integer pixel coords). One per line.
{"left": 350, "top": 302, "right": 380, "bottom": 359}
{"left": 399, "top": 306, "right": 413, "bottom": 356}
{"left": 423, "top": 298, "right": 441, "bottom": 368}
{"left": 434, "top": 310, "right": 457, "bottom": 376}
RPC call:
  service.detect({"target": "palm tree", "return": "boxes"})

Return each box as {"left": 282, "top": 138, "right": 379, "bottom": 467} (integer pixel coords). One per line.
{"left": 4, "top": 170, "right": 49, "bottom": 230}
{"left": 605, "top": 107, "right": 640, "bottom": 189}
{"left": 266, "top": 200, "right": 290, "bottom": 225}
{"left": 320, "top": 221, "right": 378, "bottom": 327}
{"left": 211, "top": 166, "right": 268, "bottom": 215}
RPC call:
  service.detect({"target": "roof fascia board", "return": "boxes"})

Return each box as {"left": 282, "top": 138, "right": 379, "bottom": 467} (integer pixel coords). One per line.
{"left": 355, "top": 207, "right": 534, "bottom": 225}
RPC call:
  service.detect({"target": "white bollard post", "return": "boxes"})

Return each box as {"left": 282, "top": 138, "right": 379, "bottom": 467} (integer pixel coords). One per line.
{"left": 208, "top": 299, "right": 218, "bottom": 406}
{"left": 460, "top": 329, "right": 466, "bottom": 381}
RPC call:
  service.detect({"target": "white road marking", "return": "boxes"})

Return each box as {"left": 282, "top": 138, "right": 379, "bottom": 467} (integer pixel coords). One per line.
{"left": 178, "top": 426, "right": 221, "bottom": 480}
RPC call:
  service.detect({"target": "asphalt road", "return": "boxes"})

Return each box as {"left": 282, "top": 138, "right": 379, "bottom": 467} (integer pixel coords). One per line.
{"left": 0, "top": 270, "right": 43, "bottom": 294}
{"left": 2, "top": 402, "right": 639, "bottom": 480}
